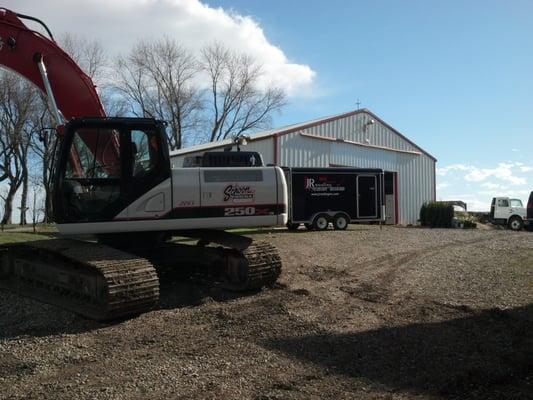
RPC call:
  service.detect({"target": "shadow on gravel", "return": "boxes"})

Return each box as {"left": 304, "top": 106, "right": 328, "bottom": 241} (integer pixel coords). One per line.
{"left": 0, "top": 276, "right": 269, "bottom": 339}
{"left": 264, "top": 304, "right": 533, "bottom": 398}
{"left": 157, "top": 277, "right": 272, "bottom": 310}
{"left": 0, "top": 291, "right": 104, "bottom": 339}
{"left": 215, "top": 226, "right": 374, "bottom": 237}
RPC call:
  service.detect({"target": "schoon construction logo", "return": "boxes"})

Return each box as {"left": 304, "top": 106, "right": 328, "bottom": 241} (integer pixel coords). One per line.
{"left": 223, "top": 184, "right": 255, "bottom": 202}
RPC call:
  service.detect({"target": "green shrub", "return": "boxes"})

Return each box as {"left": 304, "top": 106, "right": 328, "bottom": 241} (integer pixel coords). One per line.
{"left": 419, "top": 202, "right": 454, "bottom": 228}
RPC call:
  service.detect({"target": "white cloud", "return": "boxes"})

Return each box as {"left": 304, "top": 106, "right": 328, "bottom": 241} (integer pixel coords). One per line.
{"left": 436, "top": 164, "right": 469, "bottom": 176}
{"left": 3, "top": 0, "right": 315, "bottom": 96}
{"left": 436, "top": 161, "right": 532, "bottom": 211}
{"left": 463, "top": 163, "right": 526, "bottom": 185}
{"left": 481, "top": 182, "right": 504, "bottom": 190}
{"left": 437, "top": 162, "right": 527, "bottom": 185}
{"left": 438, "top": 162, "right": 526, "bottom": 185}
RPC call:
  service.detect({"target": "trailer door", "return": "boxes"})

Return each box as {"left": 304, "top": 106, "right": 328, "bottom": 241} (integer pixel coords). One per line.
{"left": 357, "top": 175, "right": 377, "bottom": 218}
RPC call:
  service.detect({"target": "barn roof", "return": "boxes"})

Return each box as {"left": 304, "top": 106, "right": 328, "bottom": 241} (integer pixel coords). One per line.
{"left": 170, "top": 108, "right": 436, "bottom": 161}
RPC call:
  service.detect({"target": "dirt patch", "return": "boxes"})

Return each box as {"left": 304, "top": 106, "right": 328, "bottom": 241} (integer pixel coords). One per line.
{"left": 0, "top": 226, "right": 532, "bottom": 399}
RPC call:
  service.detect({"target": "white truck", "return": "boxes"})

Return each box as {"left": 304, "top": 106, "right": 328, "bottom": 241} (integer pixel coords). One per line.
{"left": 489, "top": 197, "right": 529, "bottom": 231}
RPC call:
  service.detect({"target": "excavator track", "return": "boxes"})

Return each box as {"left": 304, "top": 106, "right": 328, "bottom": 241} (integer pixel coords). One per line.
{"left": 0, "top": 239, "right": 159, "bottom": 321}
{"left": 223, "top": 241, "right": 282, "bottom": 291}
{"left": 0, "top": 234, "right": 280, "bottom": 320}
{"left": 118, "top": 237, "right": 282, "bottom": 292}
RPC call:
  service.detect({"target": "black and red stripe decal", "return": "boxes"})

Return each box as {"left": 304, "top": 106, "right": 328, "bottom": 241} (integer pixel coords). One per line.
{"left": 114, "top": 204, "right": 286, "bottom": 222}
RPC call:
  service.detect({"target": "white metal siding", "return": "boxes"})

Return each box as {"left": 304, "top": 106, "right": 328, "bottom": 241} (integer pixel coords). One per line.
{"left": 299, "top": 112, "right": 419, "bottom": 153}
{"left": 248, "top": 138, "right": 274, "bottom": 164}
{"left": 278, "top": 133, "right": 330, "bottom": 167}
{"left": 277, "top": 134, "right": 434, "bottom": 224}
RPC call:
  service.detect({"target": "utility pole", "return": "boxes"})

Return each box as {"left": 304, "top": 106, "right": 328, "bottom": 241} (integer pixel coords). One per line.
{"left": 355, "top": 98, "right": 361, "bottom": 110}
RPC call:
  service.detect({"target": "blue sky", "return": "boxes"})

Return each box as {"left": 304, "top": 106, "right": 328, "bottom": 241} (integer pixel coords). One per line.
{"left": 5, "top": 0, "right": 533, "bottom": 211}
{"left": 205, "top": 0, "right": 533, "bottom": 210}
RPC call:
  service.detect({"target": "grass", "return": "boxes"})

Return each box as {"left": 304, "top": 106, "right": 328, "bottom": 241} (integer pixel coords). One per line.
{"left": 0, "top": 231, "right": 52, "bottom": 245}
{"left": 0, "top": 223, "right": 57, "bottom": 233}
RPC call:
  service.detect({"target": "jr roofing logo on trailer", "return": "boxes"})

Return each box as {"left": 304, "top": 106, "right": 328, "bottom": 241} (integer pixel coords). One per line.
{"left": 304, "top": 176, "right": 346, "bottom": 196}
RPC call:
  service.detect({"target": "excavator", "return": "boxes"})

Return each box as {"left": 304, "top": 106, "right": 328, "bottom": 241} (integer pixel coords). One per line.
{"left": 0, "top": 8, "right": 288, "bottom": 320}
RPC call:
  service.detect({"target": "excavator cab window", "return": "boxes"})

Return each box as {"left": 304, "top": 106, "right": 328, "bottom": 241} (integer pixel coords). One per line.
{"left": 54, "top": 119, "right": 171, "bottom": 224}
{"left": 60, "top": 127, "right": 123, "bottom": 222}
{"left": 66, "top": 129, "right": 122, "bottom": 179}
{"left": 131, "top": 129, "right": 159, "bottom": 178}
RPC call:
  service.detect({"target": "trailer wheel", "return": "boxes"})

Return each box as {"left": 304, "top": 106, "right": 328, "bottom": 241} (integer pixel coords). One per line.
{"left": 312, "top": 214, "right": 329, "bottom": 231}
{"left": 333, "top": 214, "right": 349, "bottom": 230}
{"left": 287, "top": 222, "right": 300, "bottom": 231}
{"left": 508, "top": 216, "right": 524, "bottom": 231}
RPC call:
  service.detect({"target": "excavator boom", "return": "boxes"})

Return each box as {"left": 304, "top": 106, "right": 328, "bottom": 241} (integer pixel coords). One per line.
{"left": 0, "top": 8, "right": 105, "bottom": 121}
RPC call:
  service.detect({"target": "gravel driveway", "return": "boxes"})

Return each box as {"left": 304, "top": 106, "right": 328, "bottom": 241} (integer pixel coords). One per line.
{"left": 1, "top": 226, "right": 531, "bottom": 399}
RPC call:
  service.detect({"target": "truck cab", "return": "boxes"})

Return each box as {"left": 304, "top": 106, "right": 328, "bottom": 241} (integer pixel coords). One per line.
{"left": 489, "top": 197, "right": 528, "bottom": 231}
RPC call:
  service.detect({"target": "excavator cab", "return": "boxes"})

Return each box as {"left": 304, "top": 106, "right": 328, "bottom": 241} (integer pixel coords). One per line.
{"left": 53, "top": 117, "right": 171, "bottom": 223}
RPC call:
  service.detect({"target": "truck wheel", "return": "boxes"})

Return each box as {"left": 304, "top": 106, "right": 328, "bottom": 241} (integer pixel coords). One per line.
{"left": 333, "top": 214, "right": 349, "bottom": 230}
{"left": 312, "top": 214, "right": 329, "bottom": 231}
{"left": 508, "top": 216, "right": 524, "bottom": 231}
{"left": 287, "top": 222, "right": 300, "bottom": 231}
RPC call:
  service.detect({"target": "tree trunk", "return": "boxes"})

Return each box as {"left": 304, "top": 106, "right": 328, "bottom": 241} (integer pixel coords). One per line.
{"left": 44, "top": 190, "right": 53, "bottom": 223}
{"left": 19, "top": 171, "right": 28, "bottom": 225}
{"left": 41, "top": 154, "right": 54, "bottom": 223}
{"left": 1, "top": 186, "right": 17, "bottom": 225}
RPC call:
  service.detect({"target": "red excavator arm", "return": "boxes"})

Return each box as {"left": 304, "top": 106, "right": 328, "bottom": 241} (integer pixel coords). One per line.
{"left": 0, "top": 8, "right": 105, "bottom": 122}
{"left": 0, "top": 8, "right": 118, "bottom": 177}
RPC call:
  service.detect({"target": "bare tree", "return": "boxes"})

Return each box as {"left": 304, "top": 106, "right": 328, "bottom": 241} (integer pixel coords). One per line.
{"left": 60, "top": 33, "right": 107, "bottom": 83}
{"left": 60, "top": 33, "right": 128, "bottom": 117}
{"left": 28, "top": 101, "right": 56, "bottom": 222}
{"left": 201, "top": 43, "right": 286, "bottom": 142}
{"left": 114, "top": 38, "right": 202, "bottom": 150}
{"left": 29, "top": 174, "right": 45, "bottom": 232}
{"left": 0, "top": 71, "right": 37, "bottom": 225}
{"left": 26, "top": 34, "right": 110, "bottom": 222}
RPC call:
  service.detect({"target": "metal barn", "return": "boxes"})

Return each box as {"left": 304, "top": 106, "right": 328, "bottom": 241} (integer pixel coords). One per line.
{"left": 170, "top": 109, "right": 436, "bottom": 225}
